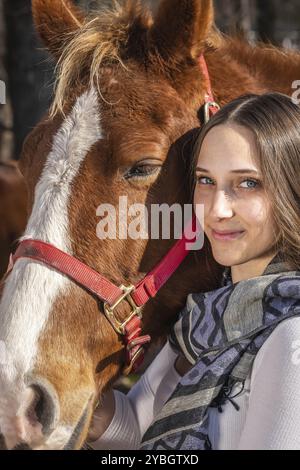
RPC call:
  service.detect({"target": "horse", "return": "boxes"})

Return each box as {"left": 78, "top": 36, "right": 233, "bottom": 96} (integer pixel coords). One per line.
{"left": 0, "top": 161, "right": 27, "bottom": 279}
{"left": 1, "top": 0, "right": 300, "bottom": 450}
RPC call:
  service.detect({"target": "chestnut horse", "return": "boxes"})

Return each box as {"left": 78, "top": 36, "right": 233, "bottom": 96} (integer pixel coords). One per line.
{"left": 1, "top": 0, "right": 300, "bottom": 450}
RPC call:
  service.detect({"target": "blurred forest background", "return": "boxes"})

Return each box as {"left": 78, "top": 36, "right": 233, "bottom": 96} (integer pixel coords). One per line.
{"left": 1, "top": 0, "right": 300, "bottom": 163}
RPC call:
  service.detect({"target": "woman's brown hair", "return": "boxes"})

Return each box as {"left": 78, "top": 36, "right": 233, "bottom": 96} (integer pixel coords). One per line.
{"left": 190, "top": 92, "right": 300, "bottom": 270}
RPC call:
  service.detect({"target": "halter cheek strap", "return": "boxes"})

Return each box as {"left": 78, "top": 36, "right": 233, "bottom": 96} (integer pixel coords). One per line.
{"left": 199, "top": 55, "right": 221, "bottom": 123}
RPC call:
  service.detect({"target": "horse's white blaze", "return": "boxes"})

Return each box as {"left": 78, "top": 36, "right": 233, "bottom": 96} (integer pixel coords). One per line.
{"left": 0, "top": 88, "right": 101, "bottom": 429}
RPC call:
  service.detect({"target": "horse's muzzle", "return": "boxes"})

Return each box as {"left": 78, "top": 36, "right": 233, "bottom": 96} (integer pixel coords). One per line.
{"left": 1, "top": 378, "right": 60, "bottom": 449}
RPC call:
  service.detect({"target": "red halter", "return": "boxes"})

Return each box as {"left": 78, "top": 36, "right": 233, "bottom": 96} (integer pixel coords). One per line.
{"left": 4, "top": 55, "right": 220, "bottom": 375}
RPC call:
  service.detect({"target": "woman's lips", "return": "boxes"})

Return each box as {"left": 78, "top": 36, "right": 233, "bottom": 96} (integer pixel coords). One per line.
{"left": 211, "top": 229, "right": 246, "bottom": 241}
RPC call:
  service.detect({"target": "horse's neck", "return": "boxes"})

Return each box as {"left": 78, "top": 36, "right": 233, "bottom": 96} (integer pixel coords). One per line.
{"left": 216, "top": 37, "right": 300, "bottom": 96}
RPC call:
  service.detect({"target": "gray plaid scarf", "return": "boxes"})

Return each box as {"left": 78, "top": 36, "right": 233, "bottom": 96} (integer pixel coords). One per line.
{"left": 140, "top": 254, "right": 300, "bottom": 450}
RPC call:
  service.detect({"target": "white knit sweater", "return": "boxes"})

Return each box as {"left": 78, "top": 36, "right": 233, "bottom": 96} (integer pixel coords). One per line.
{"left": 91, "top": 317, "right": 300, "bottom": 450}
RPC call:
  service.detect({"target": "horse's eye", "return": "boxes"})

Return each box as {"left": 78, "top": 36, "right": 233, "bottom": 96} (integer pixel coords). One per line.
{"left": 124, "top": 164, "right": 161, "bottom": 180}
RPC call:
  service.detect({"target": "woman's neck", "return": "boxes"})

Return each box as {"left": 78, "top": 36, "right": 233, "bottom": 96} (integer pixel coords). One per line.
{"left": 231, "top": 251, "right": 278, "bottom": 284}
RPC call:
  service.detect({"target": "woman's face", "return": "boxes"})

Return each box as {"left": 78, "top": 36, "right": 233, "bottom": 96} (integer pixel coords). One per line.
{"left": 193, "top": 123, "right": 277, "bottom": 269}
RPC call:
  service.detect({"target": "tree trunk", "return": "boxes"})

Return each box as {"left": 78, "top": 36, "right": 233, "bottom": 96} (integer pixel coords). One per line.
{"left": 3, "top": 0, "right": 54, "bottom": 160}
{"left": 0, "top": 0, "right": 13, "bottom": 163}
{"left": 256, "top": 0, "right": 277, "bottom": 44}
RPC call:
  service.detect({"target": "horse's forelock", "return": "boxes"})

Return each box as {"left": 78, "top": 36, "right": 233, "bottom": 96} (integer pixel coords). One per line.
{"left": 51, "top": 1, "right": 153, "bottom": 117}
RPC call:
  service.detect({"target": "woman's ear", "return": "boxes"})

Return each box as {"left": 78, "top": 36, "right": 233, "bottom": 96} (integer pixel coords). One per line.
{"left": 32, "top": 0, "right": 84, "bottom": 60}
{"left": 149, "top": 0, "right": 215, "bottom": 62}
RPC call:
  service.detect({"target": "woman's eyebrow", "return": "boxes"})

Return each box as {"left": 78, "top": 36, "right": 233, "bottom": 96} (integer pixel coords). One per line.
{"left": 196, "top": 167, "right": 260, "bottom": 175}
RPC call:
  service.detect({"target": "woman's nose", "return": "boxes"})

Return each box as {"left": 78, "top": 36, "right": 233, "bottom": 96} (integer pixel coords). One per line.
{"left": 210, "top": 190, "right": 234, "bottom": 219}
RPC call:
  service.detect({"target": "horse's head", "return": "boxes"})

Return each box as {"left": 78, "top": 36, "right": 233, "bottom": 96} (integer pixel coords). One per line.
{"left": 0, "top": 0, "right": 222, "bottom": 449}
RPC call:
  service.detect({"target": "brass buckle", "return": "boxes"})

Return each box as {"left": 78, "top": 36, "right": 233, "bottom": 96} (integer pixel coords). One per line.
{"left": 103, "top": 285, "right": 142, "bottom": 335}
{"left": 203, "top": 101, "right": 220, "bottom": 124}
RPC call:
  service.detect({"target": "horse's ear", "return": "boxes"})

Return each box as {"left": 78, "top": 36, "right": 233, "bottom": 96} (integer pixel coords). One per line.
{"left": 32, "top": 0, "right": 84, "bottom": 59}
{"left": 149, "top": 0, "right": 214, "bottom": 61}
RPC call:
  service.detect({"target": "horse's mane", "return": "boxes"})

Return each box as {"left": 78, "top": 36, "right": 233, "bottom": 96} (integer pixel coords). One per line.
{"left": 51, "top": 0, "right": 152, "bottom": 116}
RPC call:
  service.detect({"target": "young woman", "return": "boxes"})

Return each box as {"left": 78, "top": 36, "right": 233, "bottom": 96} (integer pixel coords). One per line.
{"left": 87, "top": 92, "right": 300, "bottom": 450}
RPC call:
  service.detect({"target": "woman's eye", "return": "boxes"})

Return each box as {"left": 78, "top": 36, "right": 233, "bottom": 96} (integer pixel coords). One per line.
{"left": 196, "top": 176, "right": 260, "bottom": 190}
{"left": 196, "top": 176, "right": 214, "bottom": 185}
{"left": 239, "top": 179, "right": 260, "bottom": 189}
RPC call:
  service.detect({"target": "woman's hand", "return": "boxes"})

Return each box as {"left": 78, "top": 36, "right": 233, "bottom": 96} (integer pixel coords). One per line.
{"left": 87, "top": 389, "right": 116, "bottom": 443}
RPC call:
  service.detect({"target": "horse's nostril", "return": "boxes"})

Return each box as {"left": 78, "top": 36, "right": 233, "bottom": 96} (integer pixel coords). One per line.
{"left": 1, "top": 382, "right": 59, "bottom": 449}
{"left": 27, "top": 383, "right": 59, "bottom": 436}
{"left": 32, "top": 386, "right": 45, "bottom": 424}
{"left": 13, "top": 442, "right": 32, "bottom": 450}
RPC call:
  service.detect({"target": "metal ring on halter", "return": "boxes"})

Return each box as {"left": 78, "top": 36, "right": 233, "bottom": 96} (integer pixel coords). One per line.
{"left": 203, "top": 101, "right": 221, "bottom": 124}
